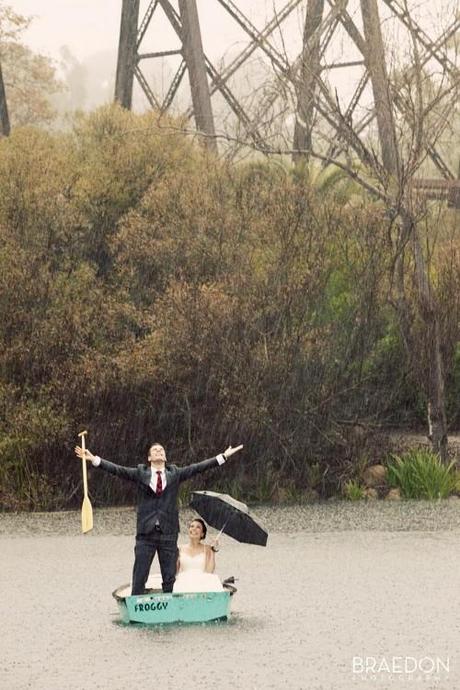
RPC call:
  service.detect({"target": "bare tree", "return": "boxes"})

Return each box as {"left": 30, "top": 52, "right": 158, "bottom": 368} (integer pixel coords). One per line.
{"left": 208, "top": 0, "right": 460, "bottom": 458}
{"left": 115, "top": 0, "right": 459, "bottom": 458}
{"left": 292, "top": 1, "right": 459, "bottom": 459}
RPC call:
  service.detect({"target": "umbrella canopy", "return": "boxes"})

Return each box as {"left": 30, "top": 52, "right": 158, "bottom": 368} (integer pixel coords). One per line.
{"left": 190, "top": 490, "right": 268, "bottom": 546}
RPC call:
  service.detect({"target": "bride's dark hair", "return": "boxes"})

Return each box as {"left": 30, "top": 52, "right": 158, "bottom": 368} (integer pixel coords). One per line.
{"left": 191, "top": 518, "right": 207, "bottom": 540}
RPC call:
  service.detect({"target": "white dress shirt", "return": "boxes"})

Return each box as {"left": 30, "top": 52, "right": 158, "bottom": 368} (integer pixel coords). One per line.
{"left": 150, "top": 468, "right": 166, "bottom": 492}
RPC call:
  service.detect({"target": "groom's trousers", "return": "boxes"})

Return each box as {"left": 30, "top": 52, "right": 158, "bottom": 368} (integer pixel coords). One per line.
{"left": 132, "top": 531, "right": 178, "bottom": 595}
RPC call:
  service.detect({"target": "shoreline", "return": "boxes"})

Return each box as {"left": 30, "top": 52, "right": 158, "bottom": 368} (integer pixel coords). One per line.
{"left": 1, "top": 499, "right": 459, "bottom": 537}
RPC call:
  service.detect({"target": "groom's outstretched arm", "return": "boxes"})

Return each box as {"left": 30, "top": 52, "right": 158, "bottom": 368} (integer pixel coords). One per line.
{"left": 176, "top": 455, "right": 223, "bottom": 483}
{"left": 177, "top": 445, "right": 243, "bottom": 483}
{"left": 93, "top": 457, "right": 139, "bottom": 482}
{"left": 75, "top": 446, "right": 138, "bottom": 482}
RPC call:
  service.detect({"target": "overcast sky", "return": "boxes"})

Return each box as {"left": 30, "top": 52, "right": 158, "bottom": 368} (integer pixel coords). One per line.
{"left": 13, "top": 0, "right": 118, "bottom": 61}
{"left": 10, "top": 0, "right": 455, "bottom": 114}
{"left": 12, "top": 0, "right": 310, "bottom": 62}
{"left": 11, "top": 1, "right": 453, "bottom": 66}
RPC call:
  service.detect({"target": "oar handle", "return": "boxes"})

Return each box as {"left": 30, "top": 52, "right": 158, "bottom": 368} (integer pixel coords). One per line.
{"left": 80, "top": 432, "right": 89, "bottom": 498}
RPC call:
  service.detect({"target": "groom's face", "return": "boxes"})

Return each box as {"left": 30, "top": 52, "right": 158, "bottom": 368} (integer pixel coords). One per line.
{"left": 148, "top": 444, "right": 166, "bottom": 468}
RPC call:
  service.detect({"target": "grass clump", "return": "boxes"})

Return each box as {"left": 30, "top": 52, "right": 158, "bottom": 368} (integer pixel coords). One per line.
{"left": 387, "top": 450, "right": 457, "bottom": 500}
{"left": 343, "top": 480, "right": 366, "bottom": 501}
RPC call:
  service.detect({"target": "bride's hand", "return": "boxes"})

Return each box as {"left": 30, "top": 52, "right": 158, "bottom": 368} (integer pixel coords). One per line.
{"left": 210, "top": 537, "right": 220, "bottom": 553}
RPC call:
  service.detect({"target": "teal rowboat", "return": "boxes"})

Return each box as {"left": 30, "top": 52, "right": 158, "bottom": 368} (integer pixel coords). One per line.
{"left": 112, "top": 577, "right": 236, "bottom": 625}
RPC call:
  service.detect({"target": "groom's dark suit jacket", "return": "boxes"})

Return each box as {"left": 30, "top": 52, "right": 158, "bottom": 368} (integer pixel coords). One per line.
{"left": 96, "top": 456, "right": 221, "bottom": 538}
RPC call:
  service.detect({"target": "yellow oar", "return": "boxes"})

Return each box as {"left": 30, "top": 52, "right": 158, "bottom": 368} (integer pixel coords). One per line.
{"left": 78, "top": 430, "right": 93, "bottom": 533}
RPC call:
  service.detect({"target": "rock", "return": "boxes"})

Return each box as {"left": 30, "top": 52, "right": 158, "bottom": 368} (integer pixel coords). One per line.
{"left": 362, "top": 464, "right": 388, "bottom": 488}
{"left": 448, "top": 495, "right": 459, "bottom": 501}
{"left": 365, "top": 488, "right": 378, "bottom": 500}
{"left": 303, "top": 489, "right": 320, "bottom": 503}
{"left": 272, "top": 487, "right": 289, "bottom": 504}
{"left": 385, "top": 488, "right": 401, "bottom": 501}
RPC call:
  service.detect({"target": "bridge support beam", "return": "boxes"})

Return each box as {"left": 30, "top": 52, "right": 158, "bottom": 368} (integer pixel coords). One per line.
{"left": 115, "top": 0, "right": 140, "bottom": 109}
{"left": 0, "top": 61, "right": 10, "bottom": 136}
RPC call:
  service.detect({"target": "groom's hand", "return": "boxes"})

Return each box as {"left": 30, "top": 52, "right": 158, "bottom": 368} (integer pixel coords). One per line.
{"left": 223, "top": 444, "right": 243, "bottom": 459}
{"left": 75, "top": 446, "right": 96, "bottom": 462}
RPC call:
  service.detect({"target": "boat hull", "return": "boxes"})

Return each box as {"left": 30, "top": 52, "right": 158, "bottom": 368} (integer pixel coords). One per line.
{"left": 113, "top": 588, "right": 232, "bottom": 625}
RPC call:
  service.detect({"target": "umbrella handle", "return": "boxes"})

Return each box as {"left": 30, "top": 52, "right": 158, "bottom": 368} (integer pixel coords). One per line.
{"left": 215, "top": 516, "right": 232, "bottom": 540}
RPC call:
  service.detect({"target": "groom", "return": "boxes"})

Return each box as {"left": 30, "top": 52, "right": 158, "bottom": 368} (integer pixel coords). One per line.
{"left": 75, "top": 442, "right": 243, "bottom": 595}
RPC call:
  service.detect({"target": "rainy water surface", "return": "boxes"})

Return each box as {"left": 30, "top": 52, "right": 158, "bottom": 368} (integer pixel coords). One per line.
{"left": 2, "top": 501, "right": 460, "bottom": 690}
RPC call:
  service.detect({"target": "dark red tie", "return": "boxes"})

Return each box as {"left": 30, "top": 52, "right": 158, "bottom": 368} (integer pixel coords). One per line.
{"left": 156, "top": 471, "right": 163, "bottom": 495}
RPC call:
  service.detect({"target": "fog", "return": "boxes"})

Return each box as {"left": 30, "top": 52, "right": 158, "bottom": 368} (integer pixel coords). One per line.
{"left": 12, "top": 0, "right": 451, "bottom": 60}
{"left": 10, "top": 1, "right": 457, "bottom": 114}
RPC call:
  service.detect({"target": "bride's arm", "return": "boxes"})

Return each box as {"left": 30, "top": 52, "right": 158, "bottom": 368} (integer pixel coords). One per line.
{"left": 204, "top": 545, "right": 215, "bottom": 573}
{"left": 176, "top": 548, "right": 181, "bottom": 574}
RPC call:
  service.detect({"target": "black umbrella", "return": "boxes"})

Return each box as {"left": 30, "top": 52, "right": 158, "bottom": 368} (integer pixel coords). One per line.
{"left": 190, "top": 490, "right": 268, "bottom": 546}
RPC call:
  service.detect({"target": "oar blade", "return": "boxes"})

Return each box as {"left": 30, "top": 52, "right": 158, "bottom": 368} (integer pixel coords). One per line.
{"left": 81, "top": 496, "right": 93, "bottom": 533}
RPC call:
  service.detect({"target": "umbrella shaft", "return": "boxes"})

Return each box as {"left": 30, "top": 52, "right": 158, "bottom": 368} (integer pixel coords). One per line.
{"left": 216, "top": 517, "right": 231, "bottom": 539}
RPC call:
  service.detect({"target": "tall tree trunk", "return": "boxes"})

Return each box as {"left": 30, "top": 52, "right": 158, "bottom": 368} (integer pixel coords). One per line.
{"left": 404, "top": 212, "right": 448, "bottom": 459}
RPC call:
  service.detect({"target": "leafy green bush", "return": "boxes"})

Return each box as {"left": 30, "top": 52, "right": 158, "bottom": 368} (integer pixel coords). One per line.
{"left": 387, "top": 450, "right": 457, "bottom": 499}
{"left": 0, "top": 105, "right": 459, "bottom": 510}
{"left": 343, "top": 480, "right": 366, "bottom": 501}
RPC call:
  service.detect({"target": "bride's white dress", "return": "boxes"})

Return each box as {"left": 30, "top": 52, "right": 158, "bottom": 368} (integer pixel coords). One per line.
{"left": 173, "top": 548, "right": 224, "bottom": 593}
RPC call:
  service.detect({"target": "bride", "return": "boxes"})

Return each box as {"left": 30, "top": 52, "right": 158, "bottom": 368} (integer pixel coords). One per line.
{"left": 173, "top": 518, "right": 224, "bottom": 593}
